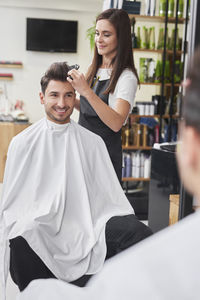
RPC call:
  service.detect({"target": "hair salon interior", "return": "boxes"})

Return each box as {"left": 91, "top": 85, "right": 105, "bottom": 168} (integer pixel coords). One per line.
{"left": 0, "top": 0, "right": 200, "bottom": 299}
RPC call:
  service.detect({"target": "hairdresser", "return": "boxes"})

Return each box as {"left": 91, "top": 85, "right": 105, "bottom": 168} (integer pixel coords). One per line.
{"left": 67, "top": 8, "right": 138, "bottom": 181}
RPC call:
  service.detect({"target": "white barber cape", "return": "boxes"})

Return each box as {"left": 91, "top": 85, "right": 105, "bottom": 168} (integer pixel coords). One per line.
{"left": 0, "top": 118, "right": 134, "bottom": 300}
{"left": 17, "top": 210, "right": 200, "bottom": 300}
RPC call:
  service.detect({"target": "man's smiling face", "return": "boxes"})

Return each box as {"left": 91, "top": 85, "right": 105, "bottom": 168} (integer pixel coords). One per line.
{"left": 40, "top": 80, "right": 75, "bottom": 124}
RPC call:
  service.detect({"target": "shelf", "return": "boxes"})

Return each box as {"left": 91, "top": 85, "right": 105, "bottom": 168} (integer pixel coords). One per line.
{"left": 140, "top": 82, "right": 181, "bottom": 87}
{"left": 129, "top": 14, "right": 185, "bottom": 24}
{"left": 133, "top": 49, "right": 183, "bottom": 55}
{"left": 161, "top": 114, "right": 179, "bottom": 119}
{"left": 0, "top": 77, "right": 13, "bottom": 80}
{"left": 130, "top": 114, "right": 179, "bottom": 119}
{"left": 130, "top": 114, "right": 158, "bottom": 118}
{"left": 165, "top": 83, "right": 181, "bottom": 87}
{"left": 122, "top": 177, "right": 150, "bottom": 182}
{"left": 0, "top": 64, "right": 23, "bottom": 68}
{"left": 123, "top": 146, "right": 152, "bottom": 150}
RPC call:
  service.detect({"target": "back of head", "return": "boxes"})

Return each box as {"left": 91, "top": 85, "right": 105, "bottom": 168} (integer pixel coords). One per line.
{"left": 177, "top": 48, "right": 200, "bottom": 199}
{"left": 41, "top": 62, "right": 70, "bottom": 94}
{"left": 183, "top": 48, "right": 200, "bottom": 133}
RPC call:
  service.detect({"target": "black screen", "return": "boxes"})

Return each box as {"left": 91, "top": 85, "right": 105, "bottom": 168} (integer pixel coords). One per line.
{"left": 26, "top": 18, "right": 78, "bottom": 53}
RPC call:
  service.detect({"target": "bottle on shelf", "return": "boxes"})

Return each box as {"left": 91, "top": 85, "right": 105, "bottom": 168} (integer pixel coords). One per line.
{"left": 152, "top": 95, "right": 160, "bottom": 114}
{"left": 168, "top": 0, "right": 174, "bottom": 17}
{"left": 131, "top": 152, "right": 136, "bottom": 178}
{"left": 164, "top": 60, "right": 170, "bottom": 83}
{"left": 128, "top": 118, "right": 134, "bottom": 145}
{"left": 142, "top": 125, "right": 148, "bottom": 147}
{"left": 150, "top": 0, "right": 156, "bottom": 16}
{"left": 137, "top": 27, "right": 141, "bottom": 49}
{"left": 121, "top": 125, "right": 126, "bottom": 146}
{"left": 174, "top": 60, "right": 183, "bottom": 83}
{"left": 154, "top": 124, "right": 160, "bottom": 143}
{"left": 122, "top": 152, "right": 126, "bottom": 178}
{"left": 139, "top": 58, "right": 148, "bottom": 82}
{"left": 141, "top": 26, "right": 147, "bottom": 49}
{"left": 149, "top": 27, "right": 155, "bottom": 50}
{"left": 144, "top": 0, "right": 156, "bottom": 16}
{"left": 157, "top": 28, "right": 164, "bottom": 49}
{"left": 139, "top": 57, "right": 156, "bottom": 83}
{"left": 172, "top": 93, "right": 179, "bottom": 115}
{"left": 140, "top": 152, "right": 145, "bottom": 178}
{"left": 146, "top": 27, "right": 150, "bottom": 49}
{"left": 144, "top": 155, "right": 151, "bottom": 178}
{"left": 178, "top": 37, "right": 183, "bottom": 51}
{"left": 126, "top": 153, "right": 132, "bottom": 177}
{"left": 171, "top": 120, "right": 178, "bottom": 142}
{"left": 166, "top": 27, "right": 170, "bottom": 49}
{"left": 124, "top": 124, "right": 130, "bottom": 147}
{"left": 135, "top": 151, "right": 141, "bottom": 178}
{"left": 178, "top": 0, "right": 184, "bottom": 18}
{"left": 123, "top": 119, "right": 143, "bottom": 148}
{"left": 155, "top": 60, "right": 162, "bottom": 83}
{"left": 135, "top": 124, "right": 141, "bottom": 147}
{"left": 169, "top": 28, "right": 179, "bottom": 50}
{"left": 135, "top": 101, "right": 155, "bottom": 116}
{"left": 139, "top": 124, "right": 144, "bottom": 146}
{"left": 145, "top": 0, "right": 151, "bottom": 15}
{"left": 159, "top": 0, "right": 166, "bottom": 17}
{"left": 148, "top": 58, "right": 156, "bottom": 82}
{"left": 136, "top": 102, "right": 145, "bottom": 115}
{"left": 131, "top": 17, "right": 137, "bottom": 48}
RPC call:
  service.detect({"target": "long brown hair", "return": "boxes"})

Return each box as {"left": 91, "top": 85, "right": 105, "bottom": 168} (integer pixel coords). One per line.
{"left": 86, "top": 8, "right": 139, "bottom": 94}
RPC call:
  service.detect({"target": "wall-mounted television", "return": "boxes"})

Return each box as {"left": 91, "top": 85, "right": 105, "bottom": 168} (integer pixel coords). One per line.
{"left": 26, "top": 18, "right": 78, "bottom": 53}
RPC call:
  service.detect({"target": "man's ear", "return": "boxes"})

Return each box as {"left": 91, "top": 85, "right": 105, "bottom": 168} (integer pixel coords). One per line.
{"left": 39, "top": 92, "right": 45, "bottom": 104}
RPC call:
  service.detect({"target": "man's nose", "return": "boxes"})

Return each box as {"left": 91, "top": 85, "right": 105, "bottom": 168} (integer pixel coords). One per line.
{"left": 57, "top": 97, "right": 65, "bottom": 107}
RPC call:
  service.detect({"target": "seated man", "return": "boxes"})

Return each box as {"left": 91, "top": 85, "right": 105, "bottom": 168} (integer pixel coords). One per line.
{"left": 0, "top": 62, "right": 152, "bottom": 300}
{"left": 16, "top": 49, "right": 200, "bottom": 299}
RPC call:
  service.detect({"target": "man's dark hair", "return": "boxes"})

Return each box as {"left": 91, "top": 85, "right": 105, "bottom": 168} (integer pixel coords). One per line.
{"left": 183, "top": 47, "right": 200, "bottom": 133}
{"left": 40, "top": 62, "right": 70, "bottom": 94}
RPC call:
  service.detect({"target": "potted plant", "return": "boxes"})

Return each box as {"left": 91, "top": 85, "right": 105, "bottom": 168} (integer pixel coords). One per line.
{"left": 86, "top": 20, "right": 96, "bottom": 51}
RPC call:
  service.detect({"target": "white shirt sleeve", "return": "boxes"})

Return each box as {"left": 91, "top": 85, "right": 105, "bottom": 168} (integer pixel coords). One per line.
{"left": 108, "top": 69, "right": 138, "bottom": 114}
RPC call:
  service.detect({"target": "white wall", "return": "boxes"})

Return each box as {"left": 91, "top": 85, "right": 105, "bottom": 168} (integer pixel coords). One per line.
{"left": 0, "top": 0, "right": 103, "bottom": 123}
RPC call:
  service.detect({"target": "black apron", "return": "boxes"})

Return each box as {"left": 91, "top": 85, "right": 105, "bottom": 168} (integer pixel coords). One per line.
{"left": 79, "top": 78, "right": 122, "bottom": 181}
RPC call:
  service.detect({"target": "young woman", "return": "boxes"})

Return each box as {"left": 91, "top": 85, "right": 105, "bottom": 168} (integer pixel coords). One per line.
{"left": 67, "top": 8, "right": 139, "bottom": 181}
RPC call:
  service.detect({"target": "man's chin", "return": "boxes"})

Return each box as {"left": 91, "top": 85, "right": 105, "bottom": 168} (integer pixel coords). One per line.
{"left": 47, "top": 112, "right": 70, "bottom": 124}
{"left": 54, "top": 117, "right": 70, "bottom": 124}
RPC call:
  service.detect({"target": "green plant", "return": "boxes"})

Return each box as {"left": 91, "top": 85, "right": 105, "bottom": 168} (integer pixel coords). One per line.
{"left": 86, "top": 21, "right": 96, "bottom": 51}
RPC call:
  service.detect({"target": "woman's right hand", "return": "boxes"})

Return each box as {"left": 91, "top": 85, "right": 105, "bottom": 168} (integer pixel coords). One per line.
{"left": 67, "top": 69, "right": 91, "bottom": 98}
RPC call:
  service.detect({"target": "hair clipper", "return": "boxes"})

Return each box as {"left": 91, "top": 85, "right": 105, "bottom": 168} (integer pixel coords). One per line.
{"left": 68, "top": 64, "right": 80, "bottom": 80}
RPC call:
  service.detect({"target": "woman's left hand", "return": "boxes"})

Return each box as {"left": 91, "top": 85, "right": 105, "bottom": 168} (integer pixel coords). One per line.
{"left": 67, "top": 69, "right": 90, "bottom": 97}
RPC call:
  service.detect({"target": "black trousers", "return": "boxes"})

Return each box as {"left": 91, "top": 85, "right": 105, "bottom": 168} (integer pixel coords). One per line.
{"left": 9, "top": 215, "right": 152, "bottom": 291}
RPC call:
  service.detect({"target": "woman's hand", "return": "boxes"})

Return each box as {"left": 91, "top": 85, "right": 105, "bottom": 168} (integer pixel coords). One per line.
{"left": 67, "top": 69, "right": 90, "bottom": 97}
{"left": 67, "top": 70, "right": 130, "bottom": 132}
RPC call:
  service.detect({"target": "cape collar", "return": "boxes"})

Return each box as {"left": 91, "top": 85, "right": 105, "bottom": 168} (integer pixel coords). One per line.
{"left": 45, "top": 118, "right": 71, "bottom": 131}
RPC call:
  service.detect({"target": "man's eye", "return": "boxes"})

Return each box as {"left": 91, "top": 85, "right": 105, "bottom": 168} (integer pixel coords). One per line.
{"left": 65, "top": 94, "right": 72, "bottom": 98}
